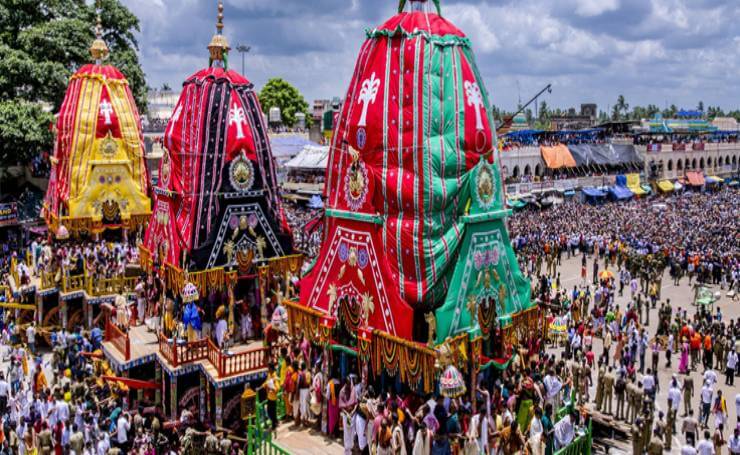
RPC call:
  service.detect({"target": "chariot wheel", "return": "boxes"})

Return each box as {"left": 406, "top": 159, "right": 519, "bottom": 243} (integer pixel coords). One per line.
{"left": 42, "top": 306, "right": 63, "bottom": 346}
{"left": 67, "top": 308, "right": 84, "bottom": 332}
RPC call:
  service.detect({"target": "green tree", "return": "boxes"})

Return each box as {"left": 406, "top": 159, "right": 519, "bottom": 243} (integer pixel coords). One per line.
{"left": 611, "top": 105, "right": 620, "bottom": 121}
{"left": 697, "top": 101, "right": 704, "bottom": 113}
{"left": 258, "top": 78, "right": 311, "bottom": 128}
{"left": 537, "top": 100, "right": 549, "bottom": 125}
{"left": 615, "top": 95, "right": 629, "bottom": 119}
{"left": 0, "top": 0, "right": 146, "bottom": 166}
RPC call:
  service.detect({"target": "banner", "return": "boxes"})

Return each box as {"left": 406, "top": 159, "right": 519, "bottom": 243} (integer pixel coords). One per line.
{"left": 692, "top": 143, "right": 705, "bottom": 151}
{"left": 672, "top": 143, "right": 686, "bottom": 151}
{"left": 647, "top": 144, "right": 662, "bottom": 152}
{"left": 568, "top": 144, "right": 641, "bottom": 166}
{"left": 0, "top": 203, "right": 18, "bottom": 227}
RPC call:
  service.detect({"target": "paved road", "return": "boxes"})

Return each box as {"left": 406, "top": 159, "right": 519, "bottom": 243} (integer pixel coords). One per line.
{"left": 545, "top": 254, "right": 739, "bottom": 454}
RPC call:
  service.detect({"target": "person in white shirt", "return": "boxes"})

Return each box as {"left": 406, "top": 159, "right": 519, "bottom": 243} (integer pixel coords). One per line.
{"left": 704, "top": 369, "right": 718, "bottom": 387}
{"left": 726, "top": 350, "right": 738, "bottom": 386}
{"left": 116, "top": 413, "right": 130, "bottom": 451}
{"left": 543, "top": 370, "right": 563, "bottom": 410}
{"left": 0, "top": 372, "right": 10, "bottom": 415}
{"left": 668, "top": 382, "right": 682, "bottom": 413}
{"left": 25, "top": 323, "right": 36, "bottom": 354}
{"left": 729, "top": 427, "right": 740, "bottom": 454}
{"left": 553, "top": 411, "right": 577, "bottom": 450}
{"left": 701, "top": 381, "right": 714, "bottom": 427}
{"left": 696, "top": 430, "right": 716, "bottom": 455}
{"left": 96, "top": 431, "right": 110, "bottom": 455}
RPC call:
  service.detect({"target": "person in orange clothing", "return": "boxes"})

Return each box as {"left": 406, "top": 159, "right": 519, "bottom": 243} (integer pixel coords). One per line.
{"left": 704, "top": 333, "right": 713, "bottom": 370}
{"left": 691, "top": 332, "right": 702, "bottom": 371}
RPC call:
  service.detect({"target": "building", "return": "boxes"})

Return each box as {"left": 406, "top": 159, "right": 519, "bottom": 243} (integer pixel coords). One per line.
{"left": 549, "top": 105, "right": 597, "bottom": 130}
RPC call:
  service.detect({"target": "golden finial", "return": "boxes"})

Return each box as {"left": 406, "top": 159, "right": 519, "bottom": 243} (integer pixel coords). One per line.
{"left": 208, "top": 0, "right": 230, "bottom": 65}
{"left": 90, "top": 1, "right": 109, "bottom": 62}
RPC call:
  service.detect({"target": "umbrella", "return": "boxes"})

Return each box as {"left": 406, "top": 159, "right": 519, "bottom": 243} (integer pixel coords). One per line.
{"left": 598, "top": 270, "right": 614, "bottom": 280}
{"left": 439, "top": 365, "right": 467, "bottom": 398}
{"left": 549, "top": 317, "right": 567, "bottom": 334}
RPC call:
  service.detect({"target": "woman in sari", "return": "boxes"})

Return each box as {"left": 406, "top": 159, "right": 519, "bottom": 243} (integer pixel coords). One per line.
{"left": 679, "top": 338, "right": 690, "bottom": 374}
{"left": 326, "top": 377, "right": 341, "bottom": 436}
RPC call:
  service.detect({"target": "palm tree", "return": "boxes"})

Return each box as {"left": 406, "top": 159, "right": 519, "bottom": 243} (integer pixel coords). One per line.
{"left": 616, "top": 95, "right": 629, "bottom": 119}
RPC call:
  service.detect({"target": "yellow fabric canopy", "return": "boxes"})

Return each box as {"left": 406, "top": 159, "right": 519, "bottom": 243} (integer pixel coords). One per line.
{"left": 657, "top": 180, "right": 674, "bottom": 192}
{"left": 626, "top": 173, "right": 646, "bottom": 195}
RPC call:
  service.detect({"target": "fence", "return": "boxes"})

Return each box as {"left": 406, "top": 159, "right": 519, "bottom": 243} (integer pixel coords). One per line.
{"left": 245, "top": 393, "right": 289, "bottom": 455}
{"left": 156, "top": 333, "right": 269, "bottom": 378}
{"left": 105, "top": 319, "right": 130, "bottom": 360}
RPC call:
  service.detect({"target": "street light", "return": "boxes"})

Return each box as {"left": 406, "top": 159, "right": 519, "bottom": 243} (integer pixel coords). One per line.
{"left": 236, "top": 44, "right": 251, "bottom": 75}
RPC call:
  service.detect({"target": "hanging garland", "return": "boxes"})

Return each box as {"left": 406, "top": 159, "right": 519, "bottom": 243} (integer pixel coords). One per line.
{"left": 338, "top": 297, "right": 362, "bottom": 334}
{"left": 401, "top": 347, "right": 423, "bottom": 391}
{"left": 478, "top": 298, "right": 496, "bottom": 338}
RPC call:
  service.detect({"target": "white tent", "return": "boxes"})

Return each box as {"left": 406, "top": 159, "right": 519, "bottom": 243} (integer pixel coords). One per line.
{"left": 284, "top": 145, "right": 329, "bottom": 170}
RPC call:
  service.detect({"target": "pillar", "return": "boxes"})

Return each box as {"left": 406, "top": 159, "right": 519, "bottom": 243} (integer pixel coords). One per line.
{"left": 169, "top": 374, "right": 178, "bottom": 420}
{"left": 61, "top": 298, "right": 68, "bottom": 329}
{"left": 258, "top": 267, "right": 268, "bottom": 331}
{"left": 155, "top": 362, "right": 162, "bottom": 406}
{"left": 200, "top": 375, "right": 208, "bottom": 422}
{"left": 36, "top": 292, "right": 42, "bottom": 325}
{"left": 215, "top": 387, "right": 223, "bottom": 429}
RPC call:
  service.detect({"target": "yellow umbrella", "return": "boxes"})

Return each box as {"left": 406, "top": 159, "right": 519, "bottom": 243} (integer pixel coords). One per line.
{"left": 599, "top": 270, "right": 614, "bottom": 280}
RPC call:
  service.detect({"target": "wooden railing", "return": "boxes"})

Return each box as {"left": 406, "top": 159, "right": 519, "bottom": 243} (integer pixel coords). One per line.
{"left": 157, "top": 333, "right": 268, "bottom": 377}
{"left": 62, "top": 273, "right": 86, "bottom": 293}
{"left": 179, "top": 339, "right": 208, "bottom": 364}
{"left": 88, "top": 275, "right": 138, "bottom": 297}
{"left": 158, "top": 333, "right": 176, "bottom": 366}
{"left": 221, "top": 346, "right": 268, "bottom": 378}
{"left": 40, "top": 270, "right": 57, "bottom": 289}
{"left": 105, "top": 319, "right": 130, "bottom": 361}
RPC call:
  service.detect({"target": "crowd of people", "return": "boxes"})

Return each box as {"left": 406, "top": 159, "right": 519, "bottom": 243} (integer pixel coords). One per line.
{"left": 509, "top": 188, "right": 740, "bottom": 296}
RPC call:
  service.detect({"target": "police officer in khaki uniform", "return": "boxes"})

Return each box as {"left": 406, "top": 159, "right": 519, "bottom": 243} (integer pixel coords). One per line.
{"left": 648, "top": 429, "right": 664, "bottom": 455}
{"left": 603, "top": 366, "right": 615, "bottom": 415}
{"left": 633, "top": 382, "right": 645, "bottom": 423}
{"left": 631, "top": 417, "right": 644, "bottom": 455}
{"left": 665, "top": 402, "right": 675, "bottom": 451}
{"left": 615, "top": 373, "right": 627, "bottom": 420}
{"left": 595, "top": 363, "right": 605, "bottom": 412}
{"left": 625, "top": 379, "right": 636, "bottom": 422}
{"left": 682, "top": 376, "right": 694, "bottom": 417}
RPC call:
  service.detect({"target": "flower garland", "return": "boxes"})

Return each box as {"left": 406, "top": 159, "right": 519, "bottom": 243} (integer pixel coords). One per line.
{"left": 478, "top": 298, "right": 496, "bottom": 338}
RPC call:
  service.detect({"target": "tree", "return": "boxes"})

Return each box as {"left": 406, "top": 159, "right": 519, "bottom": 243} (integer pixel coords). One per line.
{"left": 611, "top": 105, "right": 620, "bottom": 121}
{"left": 0, "top": 0, "right": 146, "bottom": 166}
{"left": 615, "top": 95, "right": 629, "bottom": 119}
{"left": 537, "top": 100, "right": 549, "bottom": 124}
{"left": 258, "top": 78, "right": 311, "bottom": 128}
{"left": 697, "top": 101, "right": 704, "bottom": 113}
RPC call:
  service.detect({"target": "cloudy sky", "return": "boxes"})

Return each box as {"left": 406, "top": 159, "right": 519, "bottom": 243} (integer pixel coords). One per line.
{"left": 122, "top": 0, "right": 740, "bottom": 113}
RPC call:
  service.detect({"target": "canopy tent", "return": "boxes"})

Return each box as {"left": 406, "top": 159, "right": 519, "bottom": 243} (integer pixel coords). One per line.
{"left": 567, "top": 143, "right": 641, "bottom": 167}
{"left": 541, "top": 144, "right": 576, "bottom": 169}
{"left": 674, "top": 181, "right": 683, "bottom": 191}
{"left": 657, "top": 180, "right": 674, "bottom": 192}
{"left": 582, "top": 187, "right": 607, "bottom": 198}
{"left": 506, "top": 198, "right": 527, "bottom": 209}
{"left": 284, "top": 145, "right": 330, "bottom": 170}
{"left": 626, "top": 173, "right": 646, "bottom": 196}
{"left": 608, "top": 185, "right": 633, "bottom": 200}
{"left": 706, "top": 175, "right": 724, "bottom": 184}
{"left": 270, "top": 135, "right": 320, "bottom": 159}
{"left": 685, "top": 171, "right": 705, "bottom": 187}
{"left": 641, "top": 184, "right": 652, "bottom": 195}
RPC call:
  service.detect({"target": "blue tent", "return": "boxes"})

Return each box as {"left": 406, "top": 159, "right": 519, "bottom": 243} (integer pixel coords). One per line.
{"left": 582, "top": 187, "right": 606, "bottom": 198}
{"left": 609, "top": 185, "right": 633, "bottom": 200}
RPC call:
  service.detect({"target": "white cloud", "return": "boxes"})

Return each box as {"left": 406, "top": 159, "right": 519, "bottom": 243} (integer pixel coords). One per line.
{"left": 121, "top": 0, "right": 740, "bottom": 112}
{"left": 574, "top": 0, "right": 620, "bottom": 17}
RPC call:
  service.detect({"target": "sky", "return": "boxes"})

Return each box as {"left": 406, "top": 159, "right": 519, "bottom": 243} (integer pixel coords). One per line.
{"left": 122, "top": 0, "right": 740, "bottom": 113}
